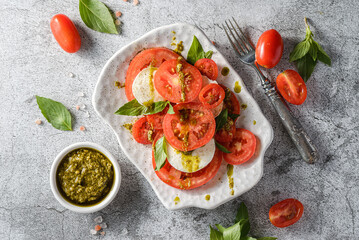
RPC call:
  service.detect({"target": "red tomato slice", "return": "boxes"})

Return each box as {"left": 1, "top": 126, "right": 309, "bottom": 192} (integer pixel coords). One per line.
{"left": 255, "top": 29, "right": 283, "bottom": 68}
{"left": 194, "top": 58, "right": 219, "bottom": 80}
{"left": 276, "top": 70, "right": 307, "bottom": 105}
{"left": 50, "top": 14, "right": 81, "bottom": 53}
{"left": 219, "top": 85, "right": 240, "bottom": 116}
{"left": 132, "top": 117, "right": 157, "bottom": 144}
{"left": 223, "top": 128, "right": 256, "bottom": 165}
{"left": 163, "top": 103, "right": 215, "bottom": 151}
{"left": 146, "top": 105, "right": 169, "bottom": 130}
{"left": 199, "top": 83, "right": 225, "bottom": 109}
{"left": 154, "top": 58, "right": 202, "bottom": 103}
{"left": 152, "top": 132, "right": 223, "bottom": 190}
{"left": 215, "top": 117, "right": 236, "bottom": 143}
{"left": 269, "top": 198, "right": 304, "bottom": 228}
{"left": 125, "top": 48, "right": 179, "bottom": 101}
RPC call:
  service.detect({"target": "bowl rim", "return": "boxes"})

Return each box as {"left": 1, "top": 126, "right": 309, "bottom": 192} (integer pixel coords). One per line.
{"left": 50, "top": 142, "right": 121, "bottom": 213}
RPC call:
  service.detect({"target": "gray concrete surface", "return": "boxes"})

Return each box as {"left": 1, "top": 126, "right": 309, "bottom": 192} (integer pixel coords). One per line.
{"left": 1, "top": 0, "right": 358, "bottom": 239}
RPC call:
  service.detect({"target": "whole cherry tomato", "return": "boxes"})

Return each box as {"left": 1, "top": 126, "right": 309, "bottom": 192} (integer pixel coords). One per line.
{"left": 50, "top": 14, "right": 81, "bottom": 53}
{"left": 276, "top": 69, "right": 307, "bottom": 105}
{"left": 269, "top": 198, "right": 304, "bottom": 228}
{"left": 255, "top": 29, "right": 283, "bottom": 68}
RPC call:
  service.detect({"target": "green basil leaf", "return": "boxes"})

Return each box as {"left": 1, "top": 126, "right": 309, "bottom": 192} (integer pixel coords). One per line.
{"left": 187, "top": 36, "right": 205, "bottom": 65}
{"left": 146, "top": 101, "right": 168, "bottom": 115}
{"left": 223, "top": 222, "right": 242, "bottom": 240}
{"left": 215, "top": 224, "right": 226, "bottom": 233}
{"left": 210, "top": 226, "right": 224, "bottom": 240}
{"left": 228, "top": 113, "right": 240, "bottom": 121}
{"left": 241, "top": 237, "right": 257, "bottom": 240}
{"left": 315, "top": 42, "right": 331, "bottom": 66}
{"left": 114, "top": 99, "right": 147, "bottom": 116}
{"left": 239, "top": 219, "right": 250, "bottom": 238}
{"left": 257, "top": 237, "right": 277, "bottom": 240}
{"left": 79, "top": 0, "right": 118, "bottom": 34}
{"left": 215, "top": 109, "right": 228, "bottom": 132}
{"left": 215, "top": 141, "right": 231, "bottom": 153}
{"left": 235, "top": 202, "right": 249, "bottom": 222}
{"left": 205, "top": 50, "right": 213, "bottom": 59}
{"left": 154, "top": 136, "right": 167, "bottom": 171}
{"left": 295, "top": 53, "right": 317, "bottom": 82}
{"left": 308, "top": 39, "right": 318, "bottom": 61}
{"left": 36, "top": 96, "right": 72, "bottom": 131}
{"left": 167, "top": 102, "right": 175, "bottom": 114}
{"left": 289, "top": 40, "right": 310, "bottom": 62}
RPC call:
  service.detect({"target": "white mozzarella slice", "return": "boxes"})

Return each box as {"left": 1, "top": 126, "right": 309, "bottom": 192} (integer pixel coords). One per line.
{"left": 132, "top": 67, "right": 164, "bottom": 106}
{"left": 167, "top": 139, "right": 216, "bottom": 173}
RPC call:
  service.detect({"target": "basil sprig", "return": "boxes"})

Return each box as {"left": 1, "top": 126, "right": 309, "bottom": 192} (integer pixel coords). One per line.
{"left": 79, "top": 0, "right": 118, "bottom": 34}
{"left": 215, "top": 109, "right": 228, "bottom": 132}
{"left": 210, "top": 203, "right": 277, "bottom": 240}
{"left": 289, "top": 17, "right": 331, "bottom": 82}
{"left": 114, "top": 99, "right": 173, "bottom": 116}
{"left": 36, "top": 96, "right": 72, "bottom": 131}
{"left": 215, "top": 141, "right": 231, "bottom": 153}
{"left": 154, "top": 136, "right": 168, "bottom": 171}
{"left": 187, "top": 36, "right": 213, "bottom": 65}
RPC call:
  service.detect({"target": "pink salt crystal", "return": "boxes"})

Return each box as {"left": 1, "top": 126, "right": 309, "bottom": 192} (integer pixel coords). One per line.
{"left": 35, "top": 119, "right": 42, "bottom": 125}
{"left": 115, "top": 19, "right": 122, "bottom": 26}
{"left": 123, "top": 0, "right": 128, "bottom": 2}
{"left": 75, "top": 105, "right": 80, "bottom": 111}
{"left": 100, "top": 231, "right": 106, "bottom": 236}
{"left": 116, "top": 11, "right": 122, "bottom": 17}
{"left": 79, "top": 126, "right": 86, "bottom": 131}
{"left": 133, "top": 0, "right": 139, "bottom": 6}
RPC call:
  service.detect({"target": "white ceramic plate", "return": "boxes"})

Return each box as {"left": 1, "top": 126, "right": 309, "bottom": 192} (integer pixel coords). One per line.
{"left": 92, "top": 23, "right": 273, "bottom": 210}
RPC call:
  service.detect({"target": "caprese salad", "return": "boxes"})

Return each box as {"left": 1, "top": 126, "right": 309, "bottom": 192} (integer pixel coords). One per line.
{"left": 115, "top": 36, "right": 257, "bottom": 190}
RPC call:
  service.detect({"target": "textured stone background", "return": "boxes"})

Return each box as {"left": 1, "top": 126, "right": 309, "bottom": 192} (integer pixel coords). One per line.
{"left": 1, "top": 0, "right": 358, "bottom": 239}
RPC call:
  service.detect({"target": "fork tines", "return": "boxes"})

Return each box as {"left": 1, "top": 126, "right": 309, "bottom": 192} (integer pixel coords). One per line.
{"left": 223, "top": 18, "right": 254, "bottom": 56}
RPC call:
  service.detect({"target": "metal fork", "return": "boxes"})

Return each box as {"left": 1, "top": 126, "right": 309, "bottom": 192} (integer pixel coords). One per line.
{"left": 223, "top": 18, "right": 318, "bottom": 164}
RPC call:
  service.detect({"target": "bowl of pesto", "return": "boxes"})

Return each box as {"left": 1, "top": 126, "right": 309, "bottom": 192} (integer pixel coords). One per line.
{"left": 50, "top": 142, "right": 121, "bottom": 213}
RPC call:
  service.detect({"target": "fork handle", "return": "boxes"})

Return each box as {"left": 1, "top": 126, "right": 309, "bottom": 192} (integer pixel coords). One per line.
{"left": 254, "top": 66, "right": 319, "bottom": 164}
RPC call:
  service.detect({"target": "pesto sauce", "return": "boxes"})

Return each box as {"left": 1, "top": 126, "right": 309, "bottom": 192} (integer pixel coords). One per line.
{"left": 227, "top": 164, "right": 234, "bottom": 195}
{"left": 181, "top": 152, "right": 200, "bottom": 173}
{"left": 174, "top": 41, "right": 184, "bottom": 54}
{"left": 253, "top": 120, "right": 257, "bottom": 125}
{"left": 234, "top": 81, "right": 241, "bottom": 93}
{"left": 205, "top": 195, "right": 211, "bottom": 201}
{"left": 174, "top": 196, "right": 180, "bottom": 205}
{"left": 241, "top": 104, "right": 247, "bottom": 110}
{"left": 221, "top": 67, "right": 230, "bottom": 76}
{"left": 56, "top": 148, "right": 114, "bottom": 206}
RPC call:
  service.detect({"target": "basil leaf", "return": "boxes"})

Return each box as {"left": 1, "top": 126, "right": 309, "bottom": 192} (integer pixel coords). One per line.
{"left": 239, "top": 219, "right": 250, "bottom": 238}
{"left": 315, "top": 42, "right": 331, "bottom": 66}
{"left": 215, "top": 109, "right": 228, "bottom": 132}
{"left": 229, "top": 113, "right": 240, "bottom": 121}
{"left": 154, "top": 136, "right": 167, "bottom": 171}
{"left": 210, "top": 226, "right": 224, "bottom": 240}
{"left": 295, "top": 53, "right": 317, "bottom": 82}
{"left": 79, "top": 0, "right": 118, "bottom": 34}
{"left": 215, "top": 141, "right": 231, "bottom": 153}
{"left": 205, "top": 50, "right": 213, "bottom": 59}
{"left": 187, "top": 36, "right": 213, "bottom": 65}
{"left": 36, "top": 96, "right": 72, "bottom": 131}
{"left": 215, "top": 224, "right": 226, "bottom": 233}
{"left": 308, "top": 39, "right": 318, "bottom": 61}
{"left": 167, "top": 103, "right": 175, "bottom": 114}
{"left": 241, "top": 237, "right": 257, "bottom": 240}
{"left": 114, "top": 99, "right": 147, "bottom": 116}
{"left": 289, "top": 40, "right": 310, "bottom": 62}
{"left": 235, "top": 202, "right": 249, "bottom": 222}
{"left": 257, "top": 238, "right": 277, "bottom": 240}
{"left": 223, "top": 222, "right": 242, "bottom": 240}
{"left": 148, "top": 101, "right": 169, "bottom": 115}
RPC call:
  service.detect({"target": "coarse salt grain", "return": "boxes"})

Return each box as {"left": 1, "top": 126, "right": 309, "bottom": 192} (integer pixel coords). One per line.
{"left": 75, "top": 105, "right": 80, "bottom": 111}
{"left": 79, "top": 103, "right": 86, "bottom": 109}
{"left": 77, "top": 92, "right": 85, "bottom": 97}
{"left": 116, "top": 11, "right": 122, "bottom": 17}
{"left": 85, "top": 111, "right": 90, "bottom": 118}
{"left": 90, "top": 229, "right": 97, "bottom": 235}
{"left": 35, "top": 119, "right": 42, "bottom": 125}
{"left": 115, "top": 19, "right": 122, "bottom": 26}
{"left": 69, "top": 72, "right": 75, "bottom": 78}
{"left": 79, "top": 126, "right": 86, "bottom": 131}
{"left": 94, "top": 216, "right": 103, "bottom": 223}
{"left": 100, "top": 223, "right": 107, "bottom": 229}
{"left": 133, "top": 0, "right": 139, "bottom": 6}
{"left": 95, "top": 225, "right": 102, "bottom": 231}
{"left": 120, "top": 228, "right": 128, "bottom": 235}
{"left": 100, "top": 231, "right": 106, "bottom": 236}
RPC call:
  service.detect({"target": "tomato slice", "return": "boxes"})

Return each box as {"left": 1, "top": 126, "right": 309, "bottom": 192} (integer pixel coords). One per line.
{"left": 154, "top": 58, "right": 202, "bottom": 103}
{"left": 269, "top": 198, "right": 304, "bottom": 228}
{"left": 222, "top": 128, "right": 256, "bottom": 165}
{"left": 220, "top": 85, "right": 240, "bottom": 116}
{"left": 194, "top": 58, "right": 219, "bottom": 80}
{"left": 146, "top": 105, "right": 169, "bottom": 130}
{"left": 276, "top": 70, "right": 307, "bottom": 105}
{"left": 215, "top": 117, "right": 236, "bottom": 143}
{"left": 152, "top": 132, "right": 223, "bottom": 190}
{"left": 132, "top": 117, "right": 157, "bottom": 144}
{"left": 163, "top": 103, "right": 215, "bottom": 151}
{"left": 199, "top": 83, "right": 225, "bottom": 109}
{"left": 125, "top": 48, "right": 179, "bottom": 101}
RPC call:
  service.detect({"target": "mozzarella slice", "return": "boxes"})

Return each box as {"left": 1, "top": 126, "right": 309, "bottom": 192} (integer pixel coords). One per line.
{"left": 167, "top": 139, "right": 216, "bottom": 173}
{"left": 132, "top": 66, "right": 164, "bottom": 106}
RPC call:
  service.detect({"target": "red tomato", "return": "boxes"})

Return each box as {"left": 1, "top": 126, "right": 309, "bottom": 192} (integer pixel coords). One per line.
{"left": 163, "top": 103, "right": 215, "bottom": 151}
{"left": 154, "top": 59, "right": 202, "bottom": 103}
{"left": 132, "top": 117, "right": 157, "bottom": 144}
{"left": 255, "top": 29, "right": 283, "bottom": 68}
{"left": 215, "top": 117, "right": 236, "bottom": 143}
{"left": 125, "top": 48, "right": 179, "bottom": 101}
{"left": 199, "top": 83, "right": 225, "bottom": 109}
{"left": 152, "top": 132, "right": 223, "bottom": 190}
{"left": 223, "top": 128, "right": 256, "bottom": 165}
{"left": 146, "top": 105, "right": 169, "bottom": 130}
{"left": 194, "top": 58, "right": 219, "bottom": 80}
{"left": 219, "top": 85, "right": 240, "bottom": 116}
{"left": 276, "top": 70, "right": 307, "bottom": 105}
{"left": 269, "top": 198, "right": 304, "bottom": 228}
{"left": 50, "top": 14, "right": 81, "bottom": 53}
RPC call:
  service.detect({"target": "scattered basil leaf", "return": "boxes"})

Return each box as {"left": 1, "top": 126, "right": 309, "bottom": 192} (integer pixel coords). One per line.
{"left": 36, "top": 96, "right": 72, "bottom": 131}
{"left": 215, "top": 109, "right": 228, "bottom": 132}
{"left": 239, "top": 219, "right": 250, "bottom": 238}
{"left": 154, "top": 136, "right": 167, "bottom": 171}
{"left": 114, "top": 99, "right": 171, "bottom": 116}
{"left": 289, "top": 17, "right": 331, "bottom": 81}
{"left": 235, "top": 202, "right": 249, "bottom": 223}
{"left": 257, "top": 238, "right": 277, "bottom": 240}
{"left": 79, "top": 0, "right": 118, "bottom": 34}
{"left": 223, "top": 221, "right": 242, "bottom": 240}
{"left": 187, "top": 35, "right": 213, "bottom": 65}
{"left": 215, "top": 224, "right": 226, "bottom": 233}
{"left": 150, "top": 101, "right": 169, "bottom": 114}
{"left": 241, "top": 237, "right": 257, "bottom": 240}
{"left": 167, "top": 103, "right": 175, "bottom": 114}
{"left": 215, "top": 141, "right": 231, "bottom": 153}
{"left": 210, "top": 226, "right": 224, "bottom": 240}
{"left": 228, "top": 113, "right": 240, "bottom": 121}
